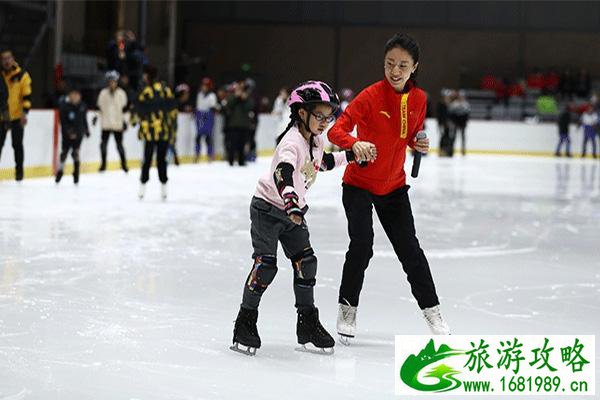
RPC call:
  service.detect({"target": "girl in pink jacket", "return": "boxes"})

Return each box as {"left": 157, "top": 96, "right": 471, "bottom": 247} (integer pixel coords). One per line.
{"left": 231, "top": 81, "right": 359, "bottom": 356}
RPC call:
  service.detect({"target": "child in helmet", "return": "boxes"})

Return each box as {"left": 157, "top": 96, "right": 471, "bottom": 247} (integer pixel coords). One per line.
{"left": 231, "top": 81, "right": 375, "bottom": 356}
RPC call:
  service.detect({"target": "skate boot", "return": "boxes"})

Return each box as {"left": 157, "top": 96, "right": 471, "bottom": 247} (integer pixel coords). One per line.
{"left": 337, "top": 301, "right": 357, "bottom": 346}
{"left": 296, "top": 307, "right": 334, "bottom": 355}
{"left": 73, "top": 163, "right": 80, "bottom": 185}
{"left": 138, "top": 183, "right": 146, "bottom": 199}
{"left": 160, "top": 183, "right": 167, "bottom": 200}
{"left": 15, "top": 167, "right": 23, "bottom": 181}
{"left": 423, "top": 305, "right": 450, "bottom": 335}
{"left": 230, "top": 307, "right": 261, "bottom": 356}
{"left": 55, "top": 169, "right": 64, "bottom": 184}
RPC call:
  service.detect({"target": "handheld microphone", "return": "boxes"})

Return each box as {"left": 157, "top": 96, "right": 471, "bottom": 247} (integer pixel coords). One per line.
{"left": 411, "top": 131, "right": 427, "bottom": 178}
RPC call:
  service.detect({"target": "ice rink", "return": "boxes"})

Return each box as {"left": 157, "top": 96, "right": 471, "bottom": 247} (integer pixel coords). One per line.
{"left": 0, "top": 154, "right": 598, "bottom": 399}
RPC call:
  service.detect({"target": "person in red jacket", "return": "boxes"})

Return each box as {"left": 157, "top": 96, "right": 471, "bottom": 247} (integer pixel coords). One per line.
{"left": 328, "top": 33, "right": 450, "bottom": 342}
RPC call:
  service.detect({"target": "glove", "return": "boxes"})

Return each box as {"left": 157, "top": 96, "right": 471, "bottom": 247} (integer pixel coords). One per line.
{"left": 281, "top": 187, "right": 303, "bottom": 218}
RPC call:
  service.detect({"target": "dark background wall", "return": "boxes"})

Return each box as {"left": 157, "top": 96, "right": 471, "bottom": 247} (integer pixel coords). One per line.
{"left": 178, "top": 1, "right": 600, "bottom": 102}
{"left": 6, "top": 1, "right": 600, "bottom": 107}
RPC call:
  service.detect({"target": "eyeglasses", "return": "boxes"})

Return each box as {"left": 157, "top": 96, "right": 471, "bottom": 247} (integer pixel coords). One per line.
{"left": 311, "top": 112, "right": 335, "bottom": 123}
{"left": 384, "top": 60, "right": 413, "bottom": 72}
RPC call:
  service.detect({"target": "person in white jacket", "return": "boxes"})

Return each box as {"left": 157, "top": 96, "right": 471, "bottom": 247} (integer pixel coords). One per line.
{"left": 97, "top": 70, "right": 129, "bottom": 172}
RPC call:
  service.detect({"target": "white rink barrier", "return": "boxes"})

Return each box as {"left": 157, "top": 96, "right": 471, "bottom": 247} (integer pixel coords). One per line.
{"left": 0, "top": 112, "right": 585, "bottom": 178}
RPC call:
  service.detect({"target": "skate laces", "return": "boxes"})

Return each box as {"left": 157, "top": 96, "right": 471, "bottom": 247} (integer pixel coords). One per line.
{"left": 423, "top": 306, "right": 444, "bottom": 326}
{"left": 304, "top": 311, "right": 328, "bottom": 336}
{"left": 341, "top": 305, "right": 356, "bottom": 324}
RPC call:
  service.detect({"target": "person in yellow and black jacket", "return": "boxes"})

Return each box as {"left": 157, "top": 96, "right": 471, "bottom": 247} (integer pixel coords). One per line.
{"left": 134, "top": 65, "right": 171, "bottom": 200}
{"left": 0, "top": 68, "right": 8, "bottom": 128}
{"left": 163, "top": 83, "right": 180, "bottom": 166}
{"left": 1, "top": 49, "right": 32, "bottom": 181}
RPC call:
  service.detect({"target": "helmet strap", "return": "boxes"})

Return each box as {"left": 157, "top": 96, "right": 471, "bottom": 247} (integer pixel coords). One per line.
{"left": 298, "top": 105, "right": 317, "bottom": 137}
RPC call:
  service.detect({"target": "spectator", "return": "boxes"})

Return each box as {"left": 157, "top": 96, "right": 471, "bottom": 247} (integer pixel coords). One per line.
{"left": 56, "top": 87, "right": 90, "bottom": 184}
{"left": 245, "top": 78, "right": 259, "bottom": 162}
{"left": 580, "top": 105, "right": 598, "bottom": 158}
{"left": 97, "top": 70, "right": 129, "bottom": 172}
{"left": 0, "top": 49, "right": 32, "bottom": 181}
{"left": 527, "top": 68, "right": 545, "bottom": 90}
{"left": 106, "top": 30, "right": 144, "bottom": 91}
{"left": 536, "top": 90, "right": 558, "bottom": 117}
{"left": 480, "top": 74, "right": 499, "bottom": 91}
{"left": 559, "top": 68, "right": 575, "bottom": 100}
{"left": 544, "top": 69, "right": 560, "bottom": 93}
{"left": 223, "top": 80, "right": 254, "bottom": 166}
{"left": 272, "top": 87, "right": 290, "bottom": 142}
{"left": 123, "top": 31, "right": 144, "bottom": 91}
{"left": 555, "top": 105, "right": 572, "bottom": 157}
{"left": 449, "top": 90, "right": 470, "bottom": 156}
{"left": 258, "top": 96, "right": 270, "bottom": 113}
{"left": 436, "top": 89, "right": 451, "bottom": 157}
{"left": 0, "top": 65, "right": 7, "bottom": 132}
{"left": 340, "top": 88, "right": 354, "bottom": 111}
{"left": 495, "top": 78, "right": 509, "bottom": 105}
{"left": 508, "top": 79, "right": 525, "bottom": 98}
{"left": 194, "top": 77, "right": 218, "bottom": 162}
{"left": 575, "top": 68, "right": 591, "bottom": 99}
{"left": 175, "top": 83, "right": 193, "bottom": 112}
{"left": 272, "top": 87, "right": 289, "bottom": 118}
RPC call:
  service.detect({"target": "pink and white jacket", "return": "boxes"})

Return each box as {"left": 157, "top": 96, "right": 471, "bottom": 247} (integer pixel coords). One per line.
{"left": 255, "top": 126, "right": 348, "bottom": 212}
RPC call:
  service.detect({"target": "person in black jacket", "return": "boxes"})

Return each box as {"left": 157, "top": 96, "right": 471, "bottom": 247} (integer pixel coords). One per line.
{"left": 555, "top": 105, "right": 572, "bottom": 157}
{"left": 436, "top": 90, "right": 451, "bottom": 157}
{"left": 56, "top": 88, "right": 90, "bottom": 184}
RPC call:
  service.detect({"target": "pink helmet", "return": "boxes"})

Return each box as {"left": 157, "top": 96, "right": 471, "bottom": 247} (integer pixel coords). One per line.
{"left": 287, "top": 80, "right": 340, "bottom": 111}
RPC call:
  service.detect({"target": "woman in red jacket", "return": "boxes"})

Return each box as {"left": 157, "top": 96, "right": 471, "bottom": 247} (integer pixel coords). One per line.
{"left": 328, "top": 33, "right": 450, "bottom": 342}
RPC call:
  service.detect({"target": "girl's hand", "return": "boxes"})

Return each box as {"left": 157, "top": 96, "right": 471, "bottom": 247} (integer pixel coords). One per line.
{"left": 352, "top": 141, "right": 377, "bottom": 162}
{"left": 414, "top": 136, "right": 430, "bottom": 153}
{"left": 289, "top": 214, "right": 303, "bottom": 225}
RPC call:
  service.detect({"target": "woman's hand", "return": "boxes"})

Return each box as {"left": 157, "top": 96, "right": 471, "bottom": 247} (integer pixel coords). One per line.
{"left": 352, "top": 141, "right": 377, "bottom": 162}
{"left": 414, "top": 136, "right": 430, "bottom": 153}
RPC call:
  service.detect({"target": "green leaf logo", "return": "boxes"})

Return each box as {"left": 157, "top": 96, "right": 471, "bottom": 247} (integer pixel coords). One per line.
{"left": 400, "top": 339, "right": 465, "bottom": 392}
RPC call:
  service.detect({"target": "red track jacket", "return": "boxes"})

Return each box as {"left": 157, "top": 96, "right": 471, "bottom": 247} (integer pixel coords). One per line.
{"left": 328, "top": 79, "right": 426, "bottom": 195}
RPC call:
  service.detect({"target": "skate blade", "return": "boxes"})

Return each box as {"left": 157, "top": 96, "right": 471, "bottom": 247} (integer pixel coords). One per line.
{"left": 338, "top": 334, "right": 354, "bottom": 346}
{"left": 295, "top": 344, "right": 334, "bottom": 355}
{"left": 230, "top": 342, "right": 257, "bottom": 356}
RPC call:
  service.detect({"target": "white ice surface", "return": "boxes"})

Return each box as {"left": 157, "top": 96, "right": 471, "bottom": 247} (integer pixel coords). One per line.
{"left": 0, "top": 154, "right": 599, "bottom": 399}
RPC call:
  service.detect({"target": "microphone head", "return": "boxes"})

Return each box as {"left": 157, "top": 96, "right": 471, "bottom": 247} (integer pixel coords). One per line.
{"left": 416, "top": 130, "right": 427, "bottom": 140}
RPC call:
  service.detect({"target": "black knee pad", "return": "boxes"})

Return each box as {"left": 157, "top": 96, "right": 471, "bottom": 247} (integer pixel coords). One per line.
{"left": 246, "top": 255, "right": 277, "bottom": 294}
{"left": 292, "top": 248, "right": 317, "bottom": 287}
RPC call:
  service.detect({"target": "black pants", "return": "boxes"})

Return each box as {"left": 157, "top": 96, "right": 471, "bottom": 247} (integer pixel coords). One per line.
{"left": 140, "top": 140, "right": 168, "bottom": 184}
{"left": 0, "top": 119, "right": 24, "bottom": 173}
{"left": 453, "top": 124, "right": 467, "bottom": 156}
{"left": 242, "top": 197, "right": 316, "bottom": 311}
{"left": 225, "top": 128, "right": 247, "bottom": 166}
{"left": 248, "top": 128, "right": 257, "bottom": 156}
{"left": 338, "top": 184, "right": 440, "bottom": 310}
{"left": 58, "top": 136, "right": 83, "bottom": 177}
{"left": 100, "top": 130, "right": 127, "bottom": 169}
